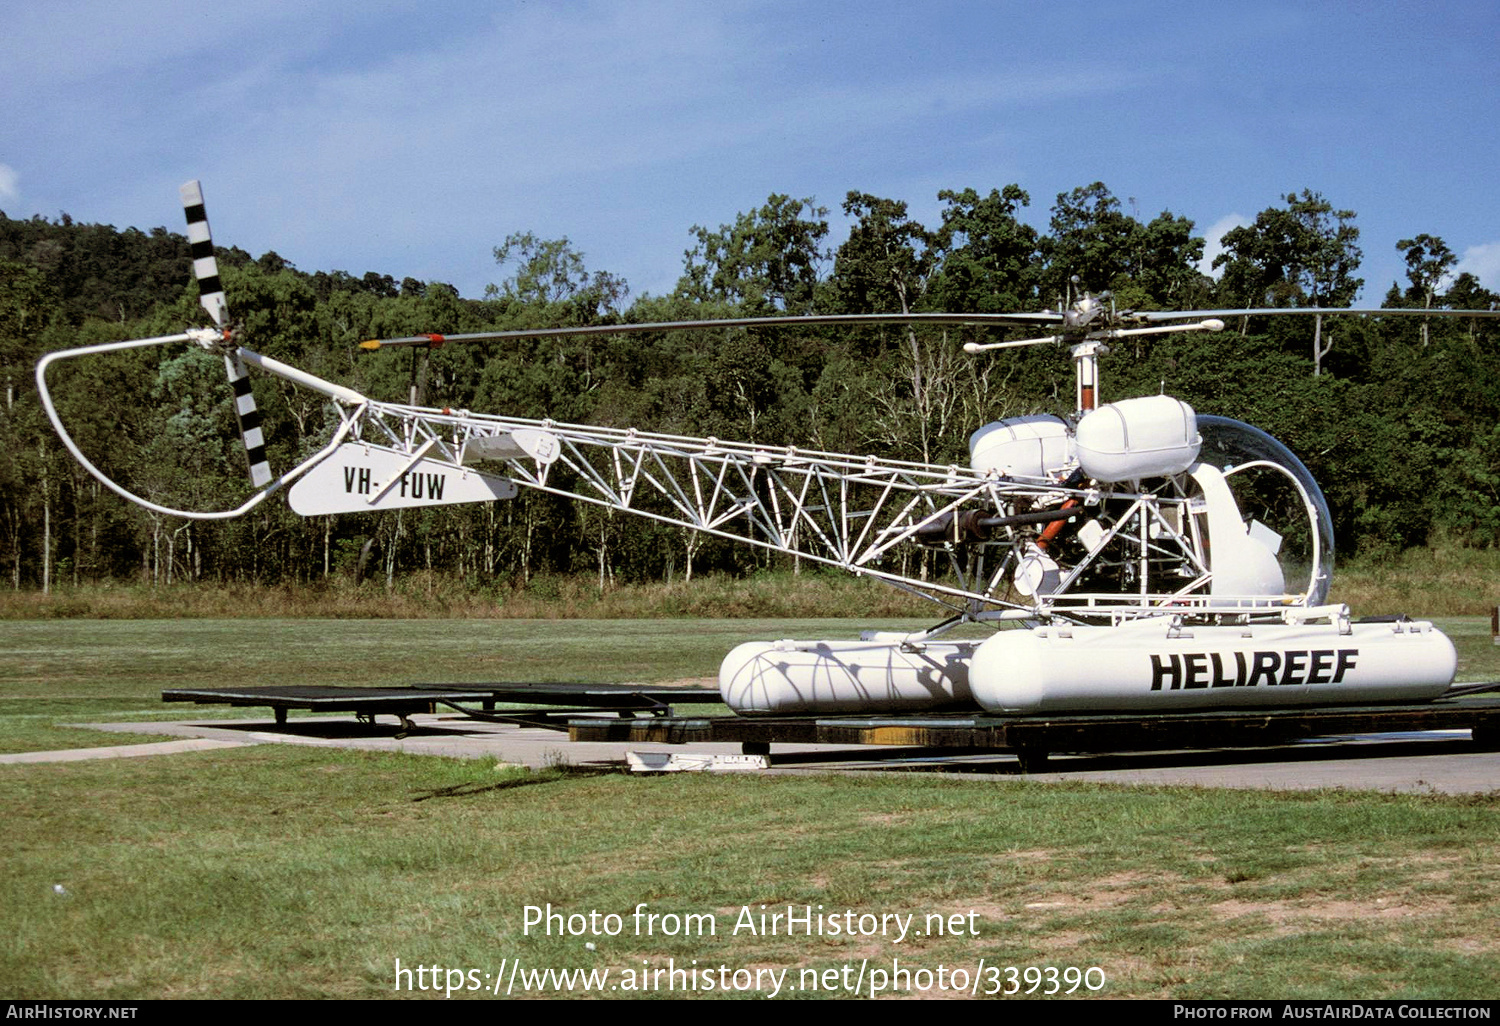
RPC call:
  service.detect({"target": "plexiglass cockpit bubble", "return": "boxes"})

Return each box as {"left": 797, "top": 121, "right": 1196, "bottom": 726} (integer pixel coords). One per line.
{"left": 1196, "top": 415, "right": 1334, "bottom": 606}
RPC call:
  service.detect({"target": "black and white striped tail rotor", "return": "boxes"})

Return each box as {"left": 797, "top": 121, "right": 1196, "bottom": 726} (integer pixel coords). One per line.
{"left": 180, "top": 180, "right": 272, "bottom": 489}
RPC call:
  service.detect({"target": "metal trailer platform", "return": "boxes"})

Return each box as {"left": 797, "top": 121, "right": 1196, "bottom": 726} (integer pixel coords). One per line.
{"left": 566, "top": 692, "right": 1500, "bottom": 771}
{"left": 161, "top": 683, "right": 721, "bottom": 735}
{"left": 162, "top": 683, "right": 1500, "bottom": 771}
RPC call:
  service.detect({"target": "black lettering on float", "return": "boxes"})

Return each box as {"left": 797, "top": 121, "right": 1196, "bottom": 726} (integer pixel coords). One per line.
{"left": 344, "top": 467, "right": 356, "bottom": 492}
{"left": 1148, "top": 648, "right": 1358, "bottom": 692}
{"left": 1184, "top": 652, "right": 1209, "bottom": 689}
{"left": 358, "top": 468, "right": 370, "bottom": 494}
{"left": 1150, "top": 654, "right": 1182, "bottom": 691}
{"left": 1333, "top": 649, "right": 1358, "bottom": 683}
{"left": 1246, "top": 651, "right": 1281, "bottom": 688}
{"left": 428, "top": 474, "right": 445, "bottom": 500}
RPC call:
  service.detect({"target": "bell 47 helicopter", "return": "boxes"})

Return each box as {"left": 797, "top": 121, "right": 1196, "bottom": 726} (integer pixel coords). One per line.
{"left": 35, "top": 182, "right": 1498, "bottom": 718}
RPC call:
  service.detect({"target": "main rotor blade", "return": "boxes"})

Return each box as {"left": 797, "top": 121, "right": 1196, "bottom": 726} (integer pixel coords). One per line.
{"left": 1140, "top": 307, "right": 1500, "bottom": 322}
{"left": 359, "top": 311, "right": 1064, "bottom": 350}
{"left": 360, "top": 306, "right": 1500, "bottom": 352}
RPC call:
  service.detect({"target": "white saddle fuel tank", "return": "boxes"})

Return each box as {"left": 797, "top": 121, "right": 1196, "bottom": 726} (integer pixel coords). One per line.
{"left": 970, "top": 397, "right": 1201, "bottom": 483}
{"left": 968, "top": 415, "right": 1073, "bottom": 479}
{"left": 1074, "top": 395, "right": 1200, "bottom": 482}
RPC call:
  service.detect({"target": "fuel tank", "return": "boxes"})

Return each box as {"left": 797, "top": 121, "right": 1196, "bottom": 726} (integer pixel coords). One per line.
{"left": 968, "top": 618, "right": 1456, "bottom": 714}
{"left": 719, "top": 638, "right": 980, "bottom": 715}
{"left": 969, "top": 415, "right": 1073, "bottom": 479}
{"left": 1074, "top": 395, "right": 1201, "bottom": 482}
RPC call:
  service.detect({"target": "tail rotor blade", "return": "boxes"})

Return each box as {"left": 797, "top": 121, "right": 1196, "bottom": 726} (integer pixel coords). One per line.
{"left": 180, "top": 180, "right": 228, "bottom": 328}
{"left": 226, "top": 352, "right": 271, "bottom": 487}
{"left": 180, "top": 180, "right": 272, "bottom": 488}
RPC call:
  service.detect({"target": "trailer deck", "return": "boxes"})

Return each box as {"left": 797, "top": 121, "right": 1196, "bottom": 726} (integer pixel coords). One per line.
{"left": 162, "top": 683, "right": 1500, "bottom": 770}
{"left": 161, "top": 682, "right": 721, "bottom": 734}
{"left": 571, "top": 692, "right": 1500, "bottom": 771}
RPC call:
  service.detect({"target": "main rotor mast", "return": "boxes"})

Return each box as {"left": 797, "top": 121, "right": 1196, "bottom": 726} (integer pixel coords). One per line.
{"left": 961, "top": 288, "right": 1226, "bottom": 414}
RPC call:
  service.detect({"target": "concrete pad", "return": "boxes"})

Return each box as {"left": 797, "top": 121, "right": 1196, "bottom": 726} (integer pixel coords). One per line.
{"left": 77, "top": 715, "right": 866, "bottom": 770}
{"left": 1021, "top": 738, "right": 1500, "bottom": 794}
{"left": 65, "top": 715, "right": 1500, "bottom": 792}
{"left": 0, "top": 737, "right": 252, "bottom": 764}
{"left": 1025, "top": 755, "right": 1500, "bottom": 793}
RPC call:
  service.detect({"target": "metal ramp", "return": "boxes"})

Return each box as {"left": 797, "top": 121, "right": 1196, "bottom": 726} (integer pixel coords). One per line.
{"left": 162, "top": 683, "right": 722, "bottom": 736}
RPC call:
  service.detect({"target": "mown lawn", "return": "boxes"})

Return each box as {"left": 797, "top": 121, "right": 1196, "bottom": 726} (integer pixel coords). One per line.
{"left": 1, "top": 615, "right": 1496, "bottom": 1000}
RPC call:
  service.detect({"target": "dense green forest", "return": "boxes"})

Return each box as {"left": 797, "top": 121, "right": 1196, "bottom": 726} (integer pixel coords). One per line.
{"left": 1, "top": 183, "right": 1496, "bottom": 593}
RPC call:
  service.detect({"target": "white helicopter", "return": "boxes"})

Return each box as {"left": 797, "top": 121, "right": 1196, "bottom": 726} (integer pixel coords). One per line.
{"left": 36, "top": 182, "right": 1491, "bottom": 718}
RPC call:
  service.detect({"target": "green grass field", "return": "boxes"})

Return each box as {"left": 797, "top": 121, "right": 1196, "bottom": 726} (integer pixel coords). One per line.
{"left": 4, "top": 748, "right": 1498, "bottom": 1000}
{"left": 1, "top": 615, "right": 1497, "bottom": 1000}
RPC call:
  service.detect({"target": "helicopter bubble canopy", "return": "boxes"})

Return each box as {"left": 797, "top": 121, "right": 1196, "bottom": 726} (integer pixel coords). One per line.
{"left": 1195, "top": 415, "right": 1335, "bottom": 606}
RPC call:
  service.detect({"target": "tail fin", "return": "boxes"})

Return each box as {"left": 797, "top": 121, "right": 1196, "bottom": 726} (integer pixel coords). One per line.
{"left": 180, "top": 180, "right": 272, "bottom": 488}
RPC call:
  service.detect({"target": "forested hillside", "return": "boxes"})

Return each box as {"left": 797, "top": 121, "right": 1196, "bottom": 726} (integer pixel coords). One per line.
{"left": 2, "top": 184, "right": 1496, "bottom": 592}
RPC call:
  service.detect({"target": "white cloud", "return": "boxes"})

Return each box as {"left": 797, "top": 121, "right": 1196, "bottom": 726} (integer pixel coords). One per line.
{"left": 8, "top": 3, "right": 1496, "bottom": 305}
{"left": 1198, "top": 214, "right": 1250, "bottom": 277}
{"left": 142, "top": 2, "right": 1147, "bottom": 296}
{"left": 0, "top": 164, "right": 17, "bottom": 203}
{"left": 1455, "top": 242, "right": 1500, "bottom": 292}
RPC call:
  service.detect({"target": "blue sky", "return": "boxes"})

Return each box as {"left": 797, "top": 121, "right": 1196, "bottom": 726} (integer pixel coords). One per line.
{"left": 3, "top": 1, "right": 1497, "bottom": 305}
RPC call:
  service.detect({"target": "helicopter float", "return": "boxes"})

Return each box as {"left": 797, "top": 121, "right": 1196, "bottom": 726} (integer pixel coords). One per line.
{"left": 35, "top": 182, "right": 1494, "bottom": 720}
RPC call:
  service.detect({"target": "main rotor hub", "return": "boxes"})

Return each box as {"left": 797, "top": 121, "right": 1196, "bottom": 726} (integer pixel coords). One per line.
{"left": 1062, "top": 290, "right": 1113, "bottom": 332}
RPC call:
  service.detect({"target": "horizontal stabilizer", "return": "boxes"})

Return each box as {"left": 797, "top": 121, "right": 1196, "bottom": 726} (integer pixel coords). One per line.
{"left": 288, "top": 443, "right": 518, "bottom": 516}
{"left": 460, "top": 428, "right": 560, "bottom": 466}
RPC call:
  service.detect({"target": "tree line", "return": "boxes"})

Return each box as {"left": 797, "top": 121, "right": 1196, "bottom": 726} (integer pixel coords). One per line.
{"left": 1, "top": 182, "right": 1496, "bottom": 593}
